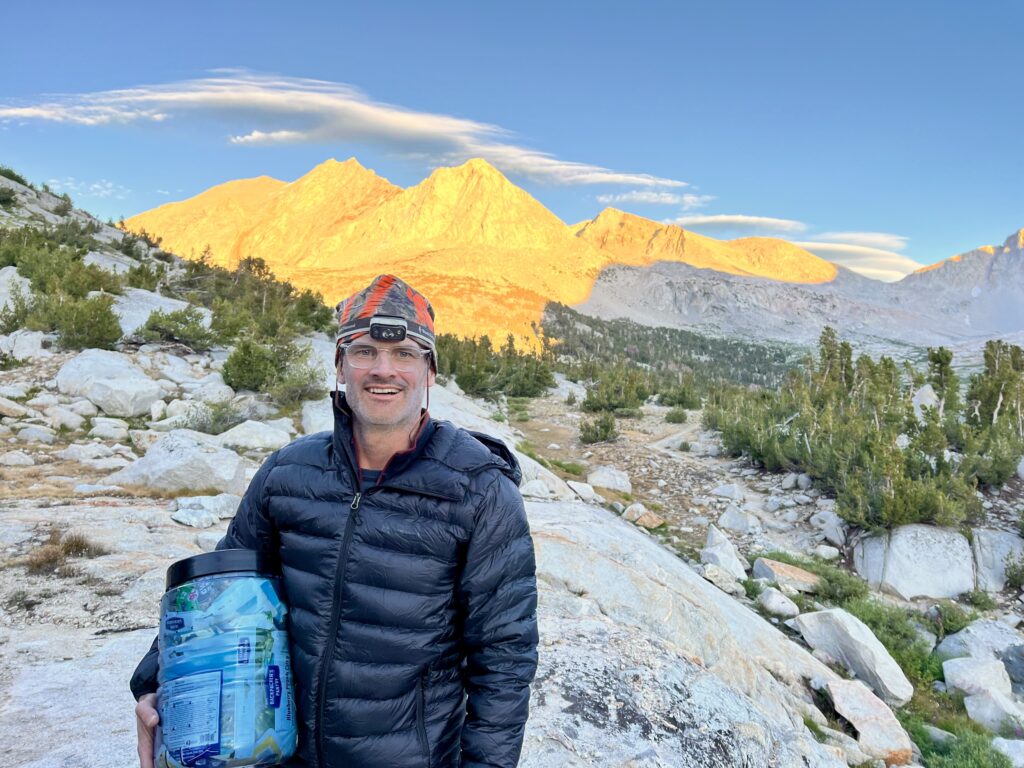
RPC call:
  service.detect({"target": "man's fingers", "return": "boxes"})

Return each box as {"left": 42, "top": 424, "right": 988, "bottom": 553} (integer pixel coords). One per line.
{"left": 135, "top": 693, "right": 159, "bottom": 768}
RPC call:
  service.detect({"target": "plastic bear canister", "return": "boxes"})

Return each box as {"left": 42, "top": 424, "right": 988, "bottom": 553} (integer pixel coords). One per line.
{"left": 156, "top": 549, "right": 297, "bottom": 767}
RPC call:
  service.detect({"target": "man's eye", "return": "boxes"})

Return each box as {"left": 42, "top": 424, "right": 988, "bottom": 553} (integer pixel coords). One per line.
{"left": 352, "top": 348, "right": 376, "bottom": 359}
{"left": 396, "top": 350, "right": 416, "bottom": 360}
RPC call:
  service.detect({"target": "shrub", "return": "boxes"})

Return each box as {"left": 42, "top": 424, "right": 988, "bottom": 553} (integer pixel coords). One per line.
{"left": 966, "top": 589, "right": 997, "bottom": 611}
{"left": 0, "top": 165, "right": 30, "bottom": 186}
{"left": 125, "top": 262, "right": 164, "bottom": 291}
{"left": 548, "top": 458, "right": 585, "bottom": 476}
{"left": 53, "top": 193, "right": 72, "bottom": 216}
{"left": 927, "top": 601, "right": 975, "bottom": 638}
{"left": 181, "top": 401, "right": 247, "bottom": 435}
{"left": 613, "top": 407, "right": 643, "bottom": 419}
{"left": 0, "top": 187, "right": 15, "bottom": 210}
{"left": 222, "top": 339, "right": 280, "bottom": 391}
{"left": 1006, "top": 552, "right": 1024, "bottom": 591}
{"left": 137, "top": 307, "right": 215, "bottom": 350}
{"left": 60, "top": 532, "right": 109, "bottom": 558}
{"left": 678, "top": 441, "right": 691, "bottom": 452}
{"left": 54, "top": 295, "right": 122, "bottom": 350}
{"left": 580, "top": 412, "right": 617, "bottom": 444}
{"left": 666, "top": 407, "right": 688, "bottom": 424}
{"left": 565, "top": 391, "right": 577, "bottom": 406}
{"left": 926, "top": 732, "right": 1013, "bottom": 768}
{"left": 269, "top": 357, "right": 324, "bottom": 407}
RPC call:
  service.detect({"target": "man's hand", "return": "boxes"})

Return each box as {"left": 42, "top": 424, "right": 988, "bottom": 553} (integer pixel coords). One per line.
{"left": 135, "top": 693, "right": 159, "bottom": 768}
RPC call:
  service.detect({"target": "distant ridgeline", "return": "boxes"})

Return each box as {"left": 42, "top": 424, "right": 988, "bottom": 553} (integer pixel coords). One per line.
{"left": 705, "top": 327, "right": 1024, "bottom": 532}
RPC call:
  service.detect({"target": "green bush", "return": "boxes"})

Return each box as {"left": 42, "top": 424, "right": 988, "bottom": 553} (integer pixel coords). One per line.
{"left": 125, "top": 262, "right": 164, "bottom": 291}
{"left": 268, "top": 358, "right": 323, "bottom": 407}
{"left": 0, "top": 166, "right": 29, "bottom": 186}
{"left": 926, "top": 732, "right": 1013, "bottom": 768}
{"left": 1006, "top": 553, "right": 1024, "bottom": 591}
{"left": 181, "top": 401, "right": 247, "bottom": 435}
{"left": 678, "top": 441, "right": 691, "bottom": 452}
{"left": 927, "top": 601, "right": 975, "bottom": 639}
{"left": 222, "top": 339, "right": 279, "bottom": 391}
{"left": 54, "top": 295, "right": 122, "bottom": 350}
{"left": 613, "top": 407, "right": 643, "bottom": 419}
{"left": 53, "top": 194, "right": 72, "bottom": 216}
{"left": 666, "top": 407, "right": 688, "bottom": 423}
{"left": 580, "top": 412, "right": 617, "bottom": 444}
{"left": 966, "top": 590, "right": 997, "bottom": 611}
{"left": 0, "top": 187, "right": 15, "bottom": 210}
{"left": 137, "top": 307, "right": 215, "bottom": 350}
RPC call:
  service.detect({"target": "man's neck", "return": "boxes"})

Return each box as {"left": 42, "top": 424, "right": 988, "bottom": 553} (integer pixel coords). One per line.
{"left": 352, "top": 420, "right": 419, "bottom": 471}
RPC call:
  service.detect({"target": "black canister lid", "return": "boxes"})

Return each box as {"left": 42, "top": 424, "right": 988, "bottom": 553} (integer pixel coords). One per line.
{"left": 165, "top": 549, "right": 280, "bottom": 591}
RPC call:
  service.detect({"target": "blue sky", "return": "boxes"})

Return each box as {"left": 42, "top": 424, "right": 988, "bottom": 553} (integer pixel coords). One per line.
{"left": 2, "top": 1, "right": 1022, "bottom": 280}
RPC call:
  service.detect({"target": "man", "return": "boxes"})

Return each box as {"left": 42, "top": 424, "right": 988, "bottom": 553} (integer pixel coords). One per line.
{"left": 132, "top": 274, "right": 539, "bottom": 767}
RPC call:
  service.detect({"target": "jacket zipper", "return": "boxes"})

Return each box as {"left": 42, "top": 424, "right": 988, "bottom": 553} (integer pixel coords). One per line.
{"left": 314, "top": 489, "right": 363, "bottom": 768}
{"left": 416, "top": 668, "right": 430, "bottom": 767}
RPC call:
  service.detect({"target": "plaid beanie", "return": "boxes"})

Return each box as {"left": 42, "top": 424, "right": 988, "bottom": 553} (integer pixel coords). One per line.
{"left": 336, "top": 274, "right": 436, "bottom": 359}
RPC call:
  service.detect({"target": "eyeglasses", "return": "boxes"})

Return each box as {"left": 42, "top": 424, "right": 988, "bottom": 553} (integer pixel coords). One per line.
{"left": 340, "top": 344, "right": 432, "bottom": 372}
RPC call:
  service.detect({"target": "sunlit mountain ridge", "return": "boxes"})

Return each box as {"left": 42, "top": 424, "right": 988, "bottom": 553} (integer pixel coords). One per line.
{"left": 125, "top": 158, "right": 837, "bottom": 343}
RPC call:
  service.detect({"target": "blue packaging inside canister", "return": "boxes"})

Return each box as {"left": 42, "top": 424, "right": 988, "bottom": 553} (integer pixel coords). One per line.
{"left": 156, "top": 549, "right": 297, "bottom": 768}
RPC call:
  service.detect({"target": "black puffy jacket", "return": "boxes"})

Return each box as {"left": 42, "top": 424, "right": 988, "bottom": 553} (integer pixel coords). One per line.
{"left": 132, "top": 395, "right": 539, "bottom": 767}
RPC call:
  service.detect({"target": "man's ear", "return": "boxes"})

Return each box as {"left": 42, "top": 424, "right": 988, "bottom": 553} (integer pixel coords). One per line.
{"left": 336, "top": 362, "right": 346, "bottom": 387}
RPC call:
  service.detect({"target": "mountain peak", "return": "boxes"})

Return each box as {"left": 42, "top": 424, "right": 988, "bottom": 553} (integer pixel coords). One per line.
{"left": 1004, "top": 228, "right": 1024, "bottom": 252}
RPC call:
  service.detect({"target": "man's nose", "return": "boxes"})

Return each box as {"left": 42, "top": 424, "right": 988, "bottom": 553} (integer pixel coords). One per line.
{"left": 369, "top": 349, "right": 398, "bottom": 375}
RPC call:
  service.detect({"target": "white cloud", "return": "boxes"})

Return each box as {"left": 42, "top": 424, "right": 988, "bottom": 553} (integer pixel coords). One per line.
{"left": 814, "top": 231, "right": 910, "bottom": 251}
{"left": 1, "top": 71, "right": 687, "bottom": 188}
{"left": 794, "top": 241, "right": 922, "bottom": 282}
{"left": 669, "top": 214, "right": 808, "bottom": 234}
{"left": 47, "top": 176, "right": 131, "bottom": 200}
{"left": 596, "top": 191, "right": 714, "bottom": 210}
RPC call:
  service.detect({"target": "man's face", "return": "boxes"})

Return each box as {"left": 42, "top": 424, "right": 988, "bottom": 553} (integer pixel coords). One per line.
{"left": 337, "top": 337, "right": 435, "bottom": 431}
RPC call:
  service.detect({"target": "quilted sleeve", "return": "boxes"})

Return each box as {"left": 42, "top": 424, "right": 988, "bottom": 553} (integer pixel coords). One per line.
{"left": 458, "top": 473, "right": 539, "bottom": 767}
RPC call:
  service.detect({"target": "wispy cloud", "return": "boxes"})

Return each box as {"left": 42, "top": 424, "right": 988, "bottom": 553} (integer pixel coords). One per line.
{"left": 669, "top": 214, "right": 808, "bottom": 234}
{"left": 596, "top": 190, "right": 714, "bottom": 210}
{"left": 46, "top": 176, "right": 131, "bottom": 200}
{"left": 814, "top": 231, "right": 910, "bottom": 251}
{"left": 0, "top": 71, "right": 687, "bottom": 189}
{"left": 794, "top": 242, "right": 921, "bottom": 282}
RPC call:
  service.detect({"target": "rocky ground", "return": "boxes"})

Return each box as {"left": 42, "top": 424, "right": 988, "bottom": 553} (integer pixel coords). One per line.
{"left": 3, "top": 340, "right": 1024, "bottom": 766}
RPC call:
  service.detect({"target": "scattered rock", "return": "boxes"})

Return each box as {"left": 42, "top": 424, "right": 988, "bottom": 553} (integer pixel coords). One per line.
{"left": 718, "top": 505, "right": 762, "bottom": 535}
{"left": 56, "top": 349, "right": 163, "bottom": 417}
{"left": 0, "top": 329, "right": 53, "bottom": 360}
{"left": 972, "top": 528, "right": 1024, "bottom": 593}
{"left": 796, "top": 473, "right": 812, "bottom": 490}
{"left": 0, "top": 395, "right": 32, "bottom": 418}
{"left": 0, "top": 450, "right": 34, "bottom": 467}
{"left": 57, "top": 442, "right": 114, "bottom": 462}
{"left": 826, "top": 679, "right": 913, "bottom": 766}
{"left": 586, "top": 466, "right": 632, "bottom": 495}
{"left": 757, "top": 587, "right": 800, "bottom": 618}
{"left": 942, "top": 656, "right": 1012, "bottom": 697}
{"left": 963, "top": 690, "right": 1024, "bottom": 732}
{"left": 701, "top": 563, "right": 745, "bottom": 596}
{"left": 700, "top": 525, "right": 749, "bottom": 581}
{"left": 711, "top": 483, "right": 744, "bottom": 501}
{"left": 853, "top": 524, "right": 974, "bottom": 600}
{"left": 781, "top": 473, "right": 798, "bottom": 491}
{"left": 519, "top": 479, "right": 551, "bottom": 498}
{"left": 793, "top": 608, "right": 914, "bottom": 706}
{"left": 106, "top": 430, "right": 248, "bottom": 495}
{"left": 216, "top": 420, "right": 291, "bottom": 452}
{"left": 566, "top": 481, "right": 602, "bottom": 504}
{"left": 936, "top": 619, "right": 1024, "bottom": 660}
{"left": 812, "top": 545, "right": 840, "bottom": 561}
{"left": 17, "top": 425, "right": 56, "bottom": 444}
{"left": 752, "top": 558, "right": 821, "bottom": 593}
{"left": 993, "top": 738, "right": 1024, "bottom": 768}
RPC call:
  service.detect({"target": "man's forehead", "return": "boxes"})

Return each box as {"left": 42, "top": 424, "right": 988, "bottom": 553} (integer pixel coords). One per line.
{"left": 346, "top": 337, "right": 428, "bottom": 351}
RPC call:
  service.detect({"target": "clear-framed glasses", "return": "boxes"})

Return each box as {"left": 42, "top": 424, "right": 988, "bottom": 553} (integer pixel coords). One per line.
{"left": 340, "top": 343, "right": 431, "bottom": 372}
